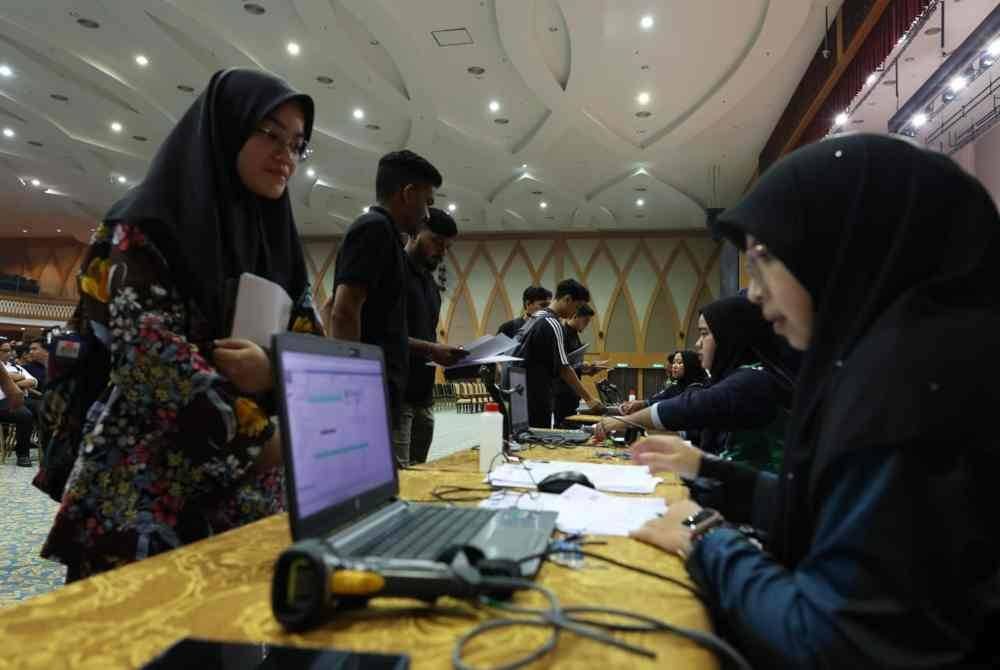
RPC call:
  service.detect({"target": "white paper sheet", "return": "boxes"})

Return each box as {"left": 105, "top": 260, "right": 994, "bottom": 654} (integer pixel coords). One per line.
{"left": 486, "top": 460, "right": 662, "bottom": 495}
{"left": 231, "top": 272, "right": 292, "bottom": 349}
{"left": 479, "top": 484, "right": 666, "bottom": 536}
{"left": 430, "top": 334, "right": 520, "bottom": 369}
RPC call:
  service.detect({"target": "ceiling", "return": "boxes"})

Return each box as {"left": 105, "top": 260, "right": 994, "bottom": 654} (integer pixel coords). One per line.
{"left": 0, "top": 0, "right": 841, "bottom": 242}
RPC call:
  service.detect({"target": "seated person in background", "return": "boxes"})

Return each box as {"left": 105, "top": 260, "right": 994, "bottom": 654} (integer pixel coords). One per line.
{"left": 40, "top": 69, "right": 323, "bottom": 581}
{"left": 394, "top": 207, "right": 465, "bottom": 466}
{"left": 595, "top": 295, "right": 795, "bottom": 473}
{"left": 552, "top": 304, "right": 606, "bottom": 425}
{"left": 0, "top": 356, "right": 33, "bottom": 468}
{"left": 497, "top": 285, "right": 552, "bottom": 339}
{"left": 22, "top": 338, "right": 48, "bottom": 389}
{"left": 620, "top": 349, "right": 707, "bottom": 415}
{"left": 630, "top": 134, "right": 999, "bottom": 668}
{"left": 513, "top": 279, "right": 604, "bottom": 427}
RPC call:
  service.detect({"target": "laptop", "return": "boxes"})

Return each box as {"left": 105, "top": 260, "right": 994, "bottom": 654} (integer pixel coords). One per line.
{"left": 508, "top": 367, "right": 591, "bottom": 444}
{"left": 272, "top": 333, "right": 557, "bottom": 575}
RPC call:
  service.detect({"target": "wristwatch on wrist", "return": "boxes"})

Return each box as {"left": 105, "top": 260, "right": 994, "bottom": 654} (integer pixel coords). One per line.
{"left": 683, "top": 508, "right": 726, "bottom": 546}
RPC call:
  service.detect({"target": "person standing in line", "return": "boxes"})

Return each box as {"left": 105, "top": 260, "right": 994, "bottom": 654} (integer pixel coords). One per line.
{"left": 497, "top": 285, "right": 552, "bottom": 339}
{"left": 551, "top": 304, "right": 605, "bottom": 425}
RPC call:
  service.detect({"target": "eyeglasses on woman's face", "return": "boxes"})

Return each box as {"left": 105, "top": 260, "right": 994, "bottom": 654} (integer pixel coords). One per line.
{"left": 254, "top": 124, "right": 312, "bottom": 162}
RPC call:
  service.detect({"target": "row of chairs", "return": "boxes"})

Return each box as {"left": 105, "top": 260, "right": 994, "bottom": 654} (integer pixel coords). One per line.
{"left": 0, "top": 422, "right": 44, "bottom": 465}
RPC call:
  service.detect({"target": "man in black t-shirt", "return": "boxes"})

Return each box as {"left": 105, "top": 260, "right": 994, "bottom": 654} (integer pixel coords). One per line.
{"left": 551, "top": 304, "right": 606, "bottom": 425}
{"left": 497, "top": 285, "right": 552, "bottom": 339}
{"left": 325, "top": 150, "right": 450, "bottom": 423}
{"left": 514, "top": 279, "right": 604, "bottom": 427}
{"left": 393, "top": 208, "right": 465, "bottom": 464}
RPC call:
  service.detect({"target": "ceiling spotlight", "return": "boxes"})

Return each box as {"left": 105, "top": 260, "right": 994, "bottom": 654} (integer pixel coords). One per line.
{"left": 467, "top": 66, "right": 485, "bottom": 76}
{"left": 539, "top": 201, "right": 548, "bottom": 209}
{"left": 488, "top": 100, "right": 500, "bottom": 113}
{"left": 56, "top": 228, "right": 62, "bottom": 233}
{"left": 135, "top": 54, "right": 149, "bottom": 67}
{"left": 636, "top": 198, "right": 645, "bottom": 207}
{"left": 448, "top": 203, "right": 457, "bottom": 212}
{"left": 286, "top": 42, "right": 301, "bottom": 56}
{"left": 834, "top": 112, "right": 849, "bottom": 126}
{"left": 362, "top": 206, "right": 370, "bottom": 213}
{"left": 949, "top": 75, "right": 968, "bottom": 93}
{"left": 912, "top": 112, "right": 928, "bottom": 129}
{"left": 866, "top": 72, "right": 878, "bottom": 86}
{"left": 942, "top": 89, "right": 956, "bottom": 103}
{"left": 636, "top": 91, "right": 651, "bottom": 106}
{"left": 306, "top": 167, "right": 316, "bottom": 178}
{"left": 21, "top": 229, "right": 28, "bottom": 234}
{"left": 0, "top": 65, "right": 12, "bottom": 77}
{"left": 640, "top": 15, "right": 654, "bottom": 30}
{"left": 110, "top": 121, "right": 123, "bottom": 133}
{"left": 117, "top": 175, "right": 127, "bottom": 184}
{"left": 352, "top": 108, "right": 365, "bottom": 120}
{"left": 2, "top": 127, "right": 14, "bottom": 138}
{"left": 520, "top": 164, "right": 527, "bottom": 169}
{"left": 30, "top": 178, "right": 41, "bottom": 187}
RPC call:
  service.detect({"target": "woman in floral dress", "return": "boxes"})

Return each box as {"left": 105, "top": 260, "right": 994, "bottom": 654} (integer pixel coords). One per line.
{"left": 40, "top": 69, "right": 322, "bottom": 580}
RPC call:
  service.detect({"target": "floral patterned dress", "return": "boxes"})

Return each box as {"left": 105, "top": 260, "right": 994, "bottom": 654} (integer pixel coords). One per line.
{"left": 40, "top": 223, "right": 322, "bottom": 577}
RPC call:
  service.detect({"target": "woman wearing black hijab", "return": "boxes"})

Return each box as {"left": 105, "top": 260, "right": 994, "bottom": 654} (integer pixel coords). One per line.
{"left": 620, "top": 349, "right": 708, "bottom": 414}
{"left": 39, "top": 69, "right": 323, "bottom": 579}
{"left": 632, "top": 134, "right": 1000, "bottom": 667}
{"left": 596, "top": 294, "right": 796, "bottom": 472}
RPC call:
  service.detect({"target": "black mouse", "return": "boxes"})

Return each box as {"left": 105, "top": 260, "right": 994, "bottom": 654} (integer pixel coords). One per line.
{"left": 536, "top": 471, "right": 595, "bottom": 494}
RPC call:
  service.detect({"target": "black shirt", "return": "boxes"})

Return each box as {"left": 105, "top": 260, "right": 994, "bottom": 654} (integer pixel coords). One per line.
{"left": 497, "top": 317, "right": 526, "bottom": 339}
{"left": 333, "top": 206, "right": 408, "bottom": 416}
{"left": 514, "top": 308, "right": 570, "bottom": 427}
{"left": 403, "top": 251, "right": 442, "bottom": 406}
{"left": 23, "top": 361, "right": 46, "bottom": 389}
{"left": 552, "top": 323, "right": 582, "bottom": 400}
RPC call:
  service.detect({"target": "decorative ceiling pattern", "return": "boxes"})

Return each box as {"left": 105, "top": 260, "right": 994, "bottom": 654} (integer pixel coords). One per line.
{"left": 0, "top": 0, "right": 839, "bottom": 242}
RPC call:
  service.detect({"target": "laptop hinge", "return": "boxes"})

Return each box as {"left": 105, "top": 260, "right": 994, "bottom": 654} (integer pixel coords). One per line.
{"left": 325, "top": 498, "right": 408, "bottom": 550}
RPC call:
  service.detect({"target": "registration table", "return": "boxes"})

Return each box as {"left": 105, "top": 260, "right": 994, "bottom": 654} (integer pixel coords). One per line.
{"left": 0, "top": 446, "right": 716, "bottom": 669}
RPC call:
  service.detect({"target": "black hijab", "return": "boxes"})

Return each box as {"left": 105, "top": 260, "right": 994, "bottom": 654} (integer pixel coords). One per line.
{"left": 104, "top": 68, "right": 315, "bottom": 339}
{"left": 716, "top": 133, "right": 1000, "bottom": 564}
{"left": 700, "top": 295, "right": 796, "bottom": 390}
{"left": 670, "top": 349, "right": 708, "bottom": 387}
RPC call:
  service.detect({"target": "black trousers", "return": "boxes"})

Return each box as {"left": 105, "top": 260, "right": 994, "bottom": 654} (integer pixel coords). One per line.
{"left": 0, "top": 405, "right": 34, "bottom": 457}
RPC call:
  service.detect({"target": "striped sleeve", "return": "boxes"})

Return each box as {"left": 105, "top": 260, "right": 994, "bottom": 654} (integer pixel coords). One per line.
{"left": 545, "top": 317, "right": 570, "bottom": 366}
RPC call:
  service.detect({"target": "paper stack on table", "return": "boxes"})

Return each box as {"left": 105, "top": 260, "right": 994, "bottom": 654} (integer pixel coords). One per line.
{"left": 479, "top": 484, "right": 666, "bottom": 536}
{"left": 486, "top": 460, "right": 662, "bottom": 495}
{"left": 431, "top": 333, "right": 521, "bottom": 369}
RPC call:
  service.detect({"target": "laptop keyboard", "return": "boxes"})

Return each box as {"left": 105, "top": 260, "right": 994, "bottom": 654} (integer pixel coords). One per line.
{"left": 528, "top": 429, "right": 590, "bottom": 442}
{"left": 348, "top": 506, "right": 495, "bottom": 561}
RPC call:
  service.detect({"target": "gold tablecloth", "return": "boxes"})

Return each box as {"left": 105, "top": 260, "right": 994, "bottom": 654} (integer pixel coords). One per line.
{"left": 0, "top": 446, "right": 715, "bottom": 670}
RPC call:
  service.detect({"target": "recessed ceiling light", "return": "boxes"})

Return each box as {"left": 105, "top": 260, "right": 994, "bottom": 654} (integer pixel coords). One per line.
{"left": 0, "top": 65, "right": 12, "bottom": 77}
{"left": 539, "top": 201, "right": 548, "bottom": 209}
{"left": 866, "top": 73, "right": 878, "bottom": 86}
{"left": 949, "top": 75, "right": 968, "bottom": 92}
{"left": 924, "top": 27, "right": 942, "bottom": 36}
{"left": 448, "top": 203, "right": 457, "bottom": 212}
{"left": 369, "top": 39, "right": 380, "bottom": 46}
{"left": 177, "top": 84, "right": 195, "bottom": 93}
{"left": 635, "top": 111, "right": 652, "bottom": 118}
{"left": 640, "top": 64, "right": 650, "bottom": 71}
{"left": 110, "top": 121, "right": 123, "bottom": 133}
{"left": 76, "top": 17, "right": 100, "bottom": 29}
{"left": 636, "top": 91, "right": 651, "bottom": 105}
{"left": 56, "top": 228, "right": 62, "bottom": 233}
{"left": 834, "top": 112, "right": 849, "bottom": 126}
{"left": 520, "top": 163, "right": 527, "bottom": 169}
{"left": 316, "top": 75, "right": 334, "bottom": 85}
{"left": 362, "top": 206, "right": 370, "bottom": 214}
{"left": 989, "top": 39, "right": 1000, "bottom": 57}
{"left": 912, "top": 112, "right": 928, "bottom": 128}
{"left": 286, "top": 42, "right": 301, "bottom": 56}
{"left": 548, "top": 26, "right": 559, "bottom": 32}
{"left": 636, "top": 198, "right": 645, "bottom": 207}
{"left": 494, "top": 118, "right": 509, "bottom": 125}
{"left": 882, "top": 79, "right": 897, "bottom": 86}
{"left": 352, "top": 108, "right": 365, "bottom": 120}
{"left": 488, "top": 100, "right": 500, "bottom": 113}
{"left": 365, "top": 123, "right": 381, "bottom": 130}
{"left": 50, "top": 93, "right": 69, "bottom": 101}
{"left": 851, "top": 118, "right": 865, "bottom": 124}
{"left": 2, "top": 127, "right": 14, "bottom": 138}
{"left": 117, "top": 175, "right": 127, "bottom": 184}
{"left": 467, "top": 66, "right": 485, "bottom": 75}
{"left": 306, "top": 167, "right": 316, "bottom": 178}
{"left": 903, "top": 56, "right": 916, "bottom": 63}
{"left": 640, "top": 15, "right": 654, "bottom": 30}
{"left": 30, "top": 178, "right": 40, "bottom": 187}
{"left": 135, "top": 54, "right": 149, "bottom": 67}
{"left": 21, "top": 228, "right": 28, "bottom": 233}
{"left": 243, "top": 2, "right": 266, "bottom": 14}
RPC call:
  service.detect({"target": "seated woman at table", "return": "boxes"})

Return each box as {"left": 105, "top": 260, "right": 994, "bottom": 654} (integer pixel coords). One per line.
{"left": 595, "top": 295, "right": 796, "bottom": 473}
{"left": 631, "top": 134, "right": 1000, "bottom": 667}
{"left": 619, "top": 349, "right": 707, "bottom": 415}
{"left": 39, "top": 69, "right": 323, "bottom": 581}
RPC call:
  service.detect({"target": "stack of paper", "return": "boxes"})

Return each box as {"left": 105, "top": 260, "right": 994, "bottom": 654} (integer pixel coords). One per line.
{"left": 430, "top": 333, "right": 521, "bottom": 369}
{"left": 479, "top": 484, "right": 666, "bottom": 536}
{"left": 231, "top": 273, "right": 292, "bottom": 349}
{"left": 486, "top": 460, "right": 662, "bottom": 495}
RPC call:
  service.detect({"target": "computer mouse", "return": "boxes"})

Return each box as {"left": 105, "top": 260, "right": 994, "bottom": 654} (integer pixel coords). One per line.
{"left": 536, "top": 471, "right": 595, "bottom": 494}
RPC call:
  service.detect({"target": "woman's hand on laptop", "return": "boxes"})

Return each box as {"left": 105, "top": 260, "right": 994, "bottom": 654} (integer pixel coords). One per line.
{"left": 213, "top": 338, "right": 273, "bottom": 393}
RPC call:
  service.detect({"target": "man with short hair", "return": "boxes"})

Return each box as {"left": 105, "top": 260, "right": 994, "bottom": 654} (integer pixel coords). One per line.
{"left": 324, "top": 150, "right": 455, "bottom": 423}
{"left": 0, "top": 339, "right": 35, "bottom": 467}
{"left": 497, "top": 286, "right": 552, "bottom": 339}
{"left": 393, "top": 207, "right": 465, "bottom": 465}
{"left": 552, "top": 304, "right": 605, "bottom": 425}
{"left": 513, "top": 279, "right": 604, "bottom": 427}
{"left": 23, "top": 338, "right": 48, "bottom": 389}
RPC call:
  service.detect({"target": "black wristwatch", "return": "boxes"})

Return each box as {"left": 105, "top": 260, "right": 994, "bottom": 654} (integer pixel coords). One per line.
{"left": 683, "top": 508, "right": 721, "bottom": 529}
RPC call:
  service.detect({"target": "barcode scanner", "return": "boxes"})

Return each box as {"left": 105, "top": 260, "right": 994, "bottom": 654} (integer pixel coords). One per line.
{"left": 272, "top": 541, "right": 526, "bottom": 631}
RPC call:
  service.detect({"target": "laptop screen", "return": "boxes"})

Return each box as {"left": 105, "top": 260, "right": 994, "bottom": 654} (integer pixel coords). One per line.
{"left": 280, "top": 350, "right": 396, "bottom": 519}
{"left": 509, "top": 367, "right": 529, "bottom": 435}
